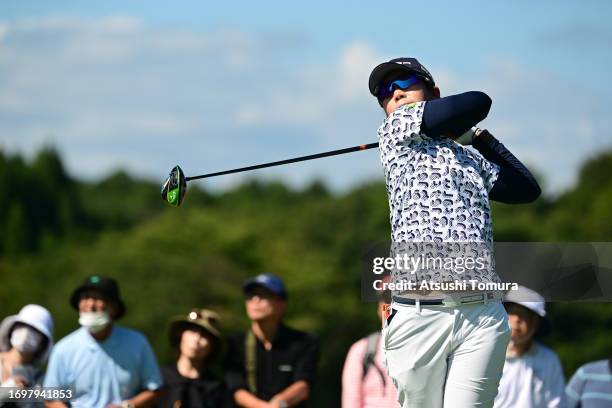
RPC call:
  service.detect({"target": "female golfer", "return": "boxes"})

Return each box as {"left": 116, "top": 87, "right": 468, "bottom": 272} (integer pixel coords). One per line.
{"left": 369, "top": 57, "right": 541, "bottom": 408}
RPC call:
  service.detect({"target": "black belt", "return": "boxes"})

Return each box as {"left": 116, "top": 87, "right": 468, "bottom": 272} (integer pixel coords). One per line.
{"left": 392, "top": 295, "right": 444, "bottom": 305}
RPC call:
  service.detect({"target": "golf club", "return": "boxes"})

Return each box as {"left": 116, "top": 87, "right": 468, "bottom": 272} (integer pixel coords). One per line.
{"left": 161, "top": 142, "right": 379, "bottom": 206}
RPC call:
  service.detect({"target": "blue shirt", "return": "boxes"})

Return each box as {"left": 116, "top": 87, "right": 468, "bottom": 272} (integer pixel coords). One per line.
{"left": 43, "top": 325, "right": 163, "bottom": 408}
{"left": 567, "top": 359, "right": 612, "bottom": 408}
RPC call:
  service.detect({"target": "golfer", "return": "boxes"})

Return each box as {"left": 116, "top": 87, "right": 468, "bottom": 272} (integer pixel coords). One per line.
{"left": 368, "top": 57, "right": 541, "bottom": 408}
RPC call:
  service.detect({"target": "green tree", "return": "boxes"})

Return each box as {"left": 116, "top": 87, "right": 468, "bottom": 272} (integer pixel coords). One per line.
{"left": 3, "top": 202, "right": 30, "bottom": 255}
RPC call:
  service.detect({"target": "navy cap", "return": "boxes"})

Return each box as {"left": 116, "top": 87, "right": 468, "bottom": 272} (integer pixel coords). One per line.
{"left": 243, "top": 273, "right": 288, "bottom": 300}
{"left": 369, "top": 57, "right": 435, "bottom": 97}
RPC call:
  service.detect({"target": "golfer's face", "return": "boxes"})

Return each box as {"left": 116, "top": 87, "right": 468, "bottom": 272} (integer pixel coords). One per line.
{"left": 245, "top": 286, "right": 285, "bottom": 321}
{"left": 382, "top": 82, "right": 431, "bottom": 116}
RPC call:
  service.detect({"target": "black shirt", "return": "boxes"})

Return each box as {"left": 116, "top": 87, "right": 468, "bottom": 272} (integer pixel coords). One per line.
{"left": 155, "top": 363, "right": 227, "bottom": 408}
{"left": 224, "top": 323, "right": 319, "bottom": 407}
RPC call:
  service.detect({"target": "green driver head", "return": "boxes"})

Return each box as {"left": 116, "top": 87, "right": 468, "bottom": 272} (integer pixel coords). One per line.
{"left": 161, "top": 165, "right": 187, "bottom": 207}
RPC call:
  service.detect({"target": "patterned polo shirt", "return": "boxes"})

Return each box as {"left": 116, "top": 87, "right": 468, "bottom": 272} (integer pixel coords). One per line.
{"left": 377, "top": 102, "right": 502, "bottom": 290}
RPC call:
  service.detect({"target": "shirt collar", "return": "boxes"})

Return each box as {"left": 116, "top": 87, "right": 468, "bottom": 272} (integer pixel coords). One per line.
{"left": 506, "top": 340, "right": 539, "bottom": 360}
{"left": 253, "top": 322, "right": 288, "bottom": 348}
{"left": 79, "top": 324, "right": 118, "bottom": 349}
{"left": 272, "top": 323, "right": 289, "bottom": 346}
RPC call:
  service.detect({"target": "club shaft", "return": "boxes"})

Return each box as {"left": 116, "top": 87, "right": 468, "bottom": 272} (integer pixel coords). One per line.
{"left": 185, "top": 142, "right": 379, "bottom": 181}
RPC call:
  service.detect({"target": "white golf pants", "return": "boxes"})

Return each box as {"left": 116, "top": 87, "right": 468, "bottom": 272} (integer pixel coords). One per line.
{"left": 382, "top": 300, "right": 511, "bottom": 408}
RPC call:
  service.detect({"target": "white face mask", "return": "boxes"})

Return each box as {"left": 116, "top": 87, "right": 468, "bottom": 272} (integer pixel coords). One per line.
{"left": 10, "top": 326, "right": 43, "bottom": 354}
{"left": 78, "top": 311, "right": 111, "bottom": 333}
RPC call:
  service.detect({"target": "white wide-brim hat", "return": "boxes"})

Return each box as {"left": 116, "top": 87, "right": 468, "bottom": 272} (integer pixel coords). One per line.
{"left": 0, "top": 304, "right": 54, "bottom": 365}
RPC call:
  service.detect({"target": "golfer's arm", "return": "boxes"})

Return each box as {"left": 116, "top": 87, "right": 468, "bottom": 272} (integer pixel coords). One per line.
{"left": 422, "top": 91, "right": 492, "bottom": 139}
{"left": 272, "top": 380, "right": 310, "bottom": 407}
{"left": 473, "top": 129, "right": 541, "bottom": 203}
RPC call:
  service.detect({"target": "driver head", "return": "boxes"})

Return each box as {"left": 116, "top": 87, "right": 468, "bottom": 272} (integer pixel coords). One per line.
{"left": 161, "top": 165, "right": 187, "bottom": 207}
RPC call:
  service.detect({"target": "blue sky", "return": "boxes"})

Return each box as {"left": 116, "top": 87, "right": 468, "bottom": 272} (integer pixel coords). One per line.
{"left": 1, "top": 1, "right": 611, "bottom": 194}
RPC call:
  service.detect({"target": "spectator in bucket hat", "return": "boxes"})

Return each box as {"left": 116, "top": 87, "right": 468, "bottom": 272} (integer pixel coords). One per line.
{"left": 44, "top": 275, "right": 163, "bottom": 408}
{"left": 155, "top": 309, "right": 227, "bottom": 408}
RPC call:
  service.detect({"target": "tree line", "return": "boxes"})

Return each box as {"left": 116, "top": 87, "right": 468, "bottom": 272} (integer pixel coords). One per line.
{"left": 1, "top": 147, "right": 611, "bottom": 405}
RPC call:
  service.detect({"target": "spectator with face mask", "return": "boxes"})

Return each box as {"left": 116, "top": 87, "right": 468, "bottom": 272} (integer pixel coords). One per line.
{"left": 43, "top": 275, "right": 163, "bottom": 408}
{"left": 0, "top": 304, "right": 54, "bottom": 406}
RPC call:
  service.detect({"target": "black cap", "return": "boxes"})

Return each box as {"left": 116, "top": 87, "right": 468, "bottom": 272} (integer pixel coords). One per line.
{"left": 70, "top": 275, "right": 126, "bottom": 319}
{"left": 368, "top": 57, "right": 435, "bottom": 97}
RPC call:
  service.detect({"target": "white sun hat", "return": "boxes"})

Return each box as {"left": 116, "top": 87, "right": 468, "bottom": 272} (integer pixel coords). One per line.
{"left": 0, "top": 304, "right": 54, "bottom": 365}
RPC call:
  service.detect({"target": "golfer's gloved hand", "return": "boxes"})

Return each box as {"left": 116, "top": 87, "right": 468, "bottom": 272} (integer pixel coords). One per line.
{"left": 455, "top": 127, "right": 480, "bottom": 145}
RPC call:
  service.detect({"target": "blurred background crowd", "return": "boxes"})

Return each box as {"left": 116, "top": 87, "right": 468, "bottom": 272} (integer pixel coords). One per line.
{"left": 1, "top": 270, "right": 611, "bottom": 407}
{"left": 2, "top": 0, "right": 612, "bottom": 406}
{"left": 1, "top": 147, "right": 612, "bottom": 406}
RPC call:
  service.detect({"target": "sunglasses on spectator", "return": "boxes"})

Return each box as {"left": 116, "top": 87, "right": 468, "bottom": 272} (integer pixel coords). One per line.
{"left": 245, "top": 288, "right": 277, "bottom": 300}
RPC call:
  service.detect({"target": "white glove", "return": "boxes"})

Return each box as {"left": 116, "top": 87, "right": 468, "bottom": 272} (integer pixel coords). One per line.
{"left": 456, "top": 127, "right": 479, "bottom": 145}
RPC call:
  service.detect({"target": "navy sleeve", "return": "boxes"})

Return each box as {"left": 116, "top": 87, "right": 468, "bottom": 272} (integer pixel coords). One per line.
{"left": 473, "top": 130, "right": 541, "bottom": 203}
{"left": 421, "top": 91, "right": 492, "bottom": 139}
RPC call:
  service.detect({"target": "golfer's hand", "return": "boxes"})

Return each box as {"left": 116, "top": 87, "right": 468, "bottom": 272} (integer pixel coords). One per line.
{"left": 455, "top": 127, "right": 479, "bottom": 145}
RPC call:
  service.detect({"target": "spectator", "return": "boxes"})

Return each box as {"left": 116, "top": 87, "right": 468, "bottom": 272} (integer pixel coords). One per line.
{"left": 0, "top": 304, "right": 54, "bottom": 407}
{"left": 494, "top": 285, "right": 567, "bottom": 408}
{"left": 225, "top": 273, "right": 319, "bottom": 408}
{"left": 341, "top": 292, "right": 398, "bottom": 408}
{"left": 44, "top": 275, "right": 163, "bottom": 408}
{"left": 566, "top": 358, "right": 612, "bottom": 408}
{"left": 155, "top": 308, "right": 226, "bottom": 408}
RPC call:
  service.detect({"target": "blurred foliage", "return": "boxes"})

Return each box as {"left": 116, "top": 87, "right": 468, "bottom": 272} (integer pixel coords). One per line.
{"left": 0, "top": 148, "right": 91, "bottom": 254}
{"left": 1, "top": 147, "right": 612, "bottom": 405}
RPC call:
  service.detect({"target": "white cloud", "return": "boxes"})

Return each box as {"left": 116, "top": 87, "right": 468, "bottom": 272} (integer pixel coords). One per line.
{"left": 0, "top": 15, "right": 609, "bottom": 195}
{"left": 232, "top": 41, "right": 382, "bottom": 127}
{"left": 537, "top": 22, "right": 612, "bottom": 48}
{"left": 336, "top": 41, "right": 380, "bottom": 100}
{"left": 0, "top": 23, "right": 8, "bottom": 41}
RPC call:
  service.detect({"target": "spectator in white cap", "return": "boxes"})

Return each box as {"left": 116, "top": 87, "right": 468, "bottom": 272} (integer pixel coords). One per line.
{"left": 493, "top": 285, "right": 567, "bottom": 408}
{"left": 0, "top": 304, "right": 54, "bottom": 400}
